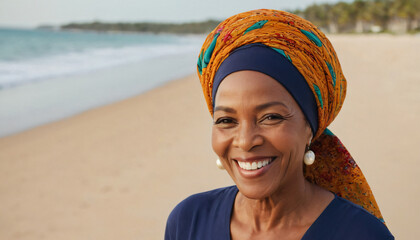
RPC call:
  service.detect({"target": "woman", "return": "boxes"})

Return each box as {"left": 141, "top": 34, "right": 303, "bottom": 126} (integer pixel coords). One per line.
{"left": 165, "top": 9, "right": 394, "bottom": 239}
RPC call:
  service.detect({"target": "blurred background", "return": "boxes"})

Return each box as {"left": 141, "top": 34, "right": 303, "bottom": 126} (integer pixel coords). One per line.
{"left": 0, "top": 0, "right": 419, "bottom": 239}
{"left": 1, "top": 0, "right": 419, "bottom": 136}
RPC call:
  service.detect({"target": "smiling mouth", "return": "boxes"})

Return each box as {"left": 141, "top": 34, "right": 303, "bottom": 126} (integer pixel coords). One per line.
{"left": 236, "top": 157, "right": 275, "bottom": 171}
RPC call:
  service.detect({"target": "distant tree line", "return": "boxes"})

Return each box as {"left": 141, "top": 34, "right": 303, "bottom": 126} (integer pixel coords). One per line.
{"left": 59, "top": 0, "right": 419, "bottom": 34}
{"left": 294, "top": 0, "right": 420, "bottom": 33}
{"left": 61, "top": 20, "right": 220, "bottom": 34}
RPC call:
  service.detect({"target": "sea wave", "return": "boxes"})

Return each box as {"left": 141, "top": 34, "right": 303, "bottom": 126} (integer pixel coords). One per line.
{"left": 0, "top": 42, "right": 200, "bottom": 89}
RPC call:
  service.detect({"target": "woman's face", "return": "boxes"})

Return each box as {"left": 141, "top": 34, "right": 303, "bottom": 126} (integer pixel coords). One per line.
{"left": 212, "top": 70, "right": 312, "bottom": 199}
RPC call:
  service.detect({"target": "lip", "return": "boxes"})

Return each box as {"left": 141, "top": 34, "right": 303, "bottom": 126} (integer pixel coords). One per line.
{"left": 233, "top": 156, "right": 276, "bottom": 178}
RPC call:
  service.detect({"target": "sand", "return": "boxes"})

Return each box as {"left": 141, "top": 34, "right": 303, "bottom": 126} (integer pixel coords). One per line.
{"left": 0, "top": 34, "right": 419, "bottom": 239}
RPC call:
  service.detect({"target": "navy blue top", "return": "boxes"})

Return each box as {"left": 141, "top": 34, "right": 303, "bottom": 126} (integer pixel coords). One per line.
{"left": 165, "top": 186, "right": 394, "bottom": 240}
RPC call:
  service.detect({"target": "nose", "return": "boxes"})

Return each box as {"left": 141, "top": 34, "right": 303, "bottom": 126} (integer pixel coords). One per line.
{"left": 232, "top": 121, "right": 263, "bottom": 151}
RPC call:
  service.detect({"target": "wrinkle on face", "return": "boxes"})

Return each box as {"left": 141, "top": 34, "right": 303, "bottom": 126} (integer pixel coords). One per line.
{"left": 212, "top": 70, "right": 312, "bottom": 201}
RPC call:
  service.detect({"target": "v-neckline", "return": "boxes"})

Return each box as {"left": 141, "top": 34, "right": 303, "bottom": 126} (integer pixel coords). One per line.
{"left": 224, "top": 186, "right": 337, "bottom": 240}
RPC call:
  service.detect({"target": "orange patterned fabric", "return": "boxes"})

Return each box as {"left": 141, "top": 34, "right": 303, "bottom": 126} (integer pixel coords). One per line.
{"left": 197, "top": 9, "right": 384, "bottom": 222}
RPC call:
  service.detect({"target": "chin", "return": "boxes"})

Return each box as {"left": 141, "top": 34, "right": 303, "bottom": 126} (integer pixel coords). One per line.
{"left": 235, "top": 180, "right": 278, "bottom": 200}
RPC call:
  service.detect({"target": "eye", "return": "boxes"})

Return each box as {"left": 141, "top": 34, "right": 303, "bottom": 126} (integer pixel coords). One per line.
{"left": 259, "top": 113, "right": 285, "bottom": 125}
{"left": 214, "top": 117, "right": 237, "bottom": 128}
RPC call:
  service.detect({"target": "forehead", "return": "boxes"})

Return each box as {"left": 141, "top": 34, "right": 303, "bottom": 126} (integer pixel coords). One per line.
{"left": 214, "top": 70, "right": 296, "bottom": 107}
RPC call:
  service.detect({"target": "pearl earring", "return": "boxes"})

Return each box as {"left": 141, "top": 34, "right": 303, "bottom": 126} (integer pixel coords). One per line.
{"left": 304, "top": 150, "right": 315, "bottom": 165}
{"left": 216, "top": 158, "right": 224, "bottom": 169}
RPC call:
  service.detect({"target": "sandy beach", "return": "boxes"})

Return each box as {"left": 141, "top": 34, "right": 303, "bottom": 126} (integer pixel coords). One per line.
{"left": 0, "top": 34, "right": 419, "bottom": 239}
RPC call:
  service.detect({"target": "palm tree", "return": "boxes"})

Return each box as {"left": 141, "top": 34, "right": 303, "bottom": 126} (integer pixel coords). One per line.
{"left": 370, "top": 0, "right": 394, "bottom": 31}
{"left": 353, "top": 0, "right": 372, "bottom": 32}
{"left": 391, "top": 0, "right": 420, "bottom": 31}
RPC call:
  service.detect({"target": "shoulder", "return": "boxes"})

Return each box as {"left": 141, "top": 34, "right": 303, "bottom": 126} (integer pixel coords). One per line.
{"left": 165, "top": 186, "right": 237, "bottom": 240}
{"left": 168, "top": 185, "right": 237, "bottom": 219}
{"left": 323, "top": 196, "right": 394, "bottom": 239}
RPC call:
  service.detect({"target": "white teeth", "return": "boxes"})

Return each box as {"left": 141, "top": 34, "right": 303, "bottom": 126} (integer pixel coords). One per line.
{"left": 245, "top": 162, "right": 251, "bottom": 170}
{"left": 238, "top": 158, "right": 273, "bottom": 171}
{"left": 251, "top": 162, "right": 257, "bottom": 169}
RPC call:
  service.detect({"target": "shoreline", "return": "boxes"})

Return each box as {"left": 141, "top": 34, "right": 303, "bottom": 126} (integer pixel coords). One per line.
{"left": 0, "top": 35, "right": 419, "bottom": 239}
{"left": 0, "top": 51, "right": 198, "bottom": 138}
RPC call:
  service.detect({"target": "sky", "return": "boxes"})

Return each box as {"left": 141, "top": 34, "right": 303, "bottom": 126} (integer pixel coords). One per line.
{"left": 0, "top": 0, "right": 350, "bottom": 28}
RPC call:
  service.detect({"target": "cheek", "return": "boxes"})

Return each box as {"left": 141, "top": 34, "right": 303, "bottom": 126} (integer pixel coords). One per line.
{"left": 211, "top": 127, "right": 231, "bottom": 158}
{"left": 268, "top": 126, "right": 306, "bottom": 156}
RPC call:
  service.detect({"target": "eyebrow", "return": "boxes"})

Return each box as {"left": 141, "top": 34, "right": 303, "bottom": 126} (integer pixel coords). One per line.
{"left": 214, "top": 101, "right": 288, "bottom": 113}
{"left": 255, "top": 101, "right": 289, "bottom": 111}
{"left": 214, "top": 106, "right": 236, "bottom": 113}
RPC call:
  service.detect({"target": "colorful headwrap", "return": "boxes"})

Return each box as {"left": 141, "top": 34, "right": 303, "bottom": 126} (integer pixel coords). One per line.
{"left": 197, "top": 9, "right": 385, "bottom": 222}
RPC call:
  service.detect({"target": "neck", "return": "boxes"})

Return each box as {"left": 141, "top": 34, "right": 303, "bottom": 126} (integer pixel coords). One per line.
{"left": 235, "top": 179, "right": 316, "bottom": 232}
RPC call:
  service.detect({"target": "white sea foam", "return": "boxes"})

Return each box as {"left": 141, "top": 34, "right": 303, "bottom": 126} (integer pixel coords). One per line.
{"left": 0, "top": 43, "right": 200, "bottom": 88}
{"left": 0, "top": 29, "right": 204, "bottom": 136}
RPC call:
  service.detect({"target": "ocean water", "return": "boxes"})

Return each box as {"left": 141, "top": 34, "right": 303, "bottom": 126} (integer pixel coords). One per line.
{"left": 0, "top": 28, "right": 203, "bottom": 88}
{"left": 0, "top": 28, "right": 204, "bottom": 137}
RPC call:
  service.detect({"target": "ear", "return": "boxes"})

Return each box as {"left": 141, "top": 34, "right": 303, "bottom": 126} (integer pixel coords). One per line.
{"left": 305, "top": 121, "right": 313, "bottom": 146}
